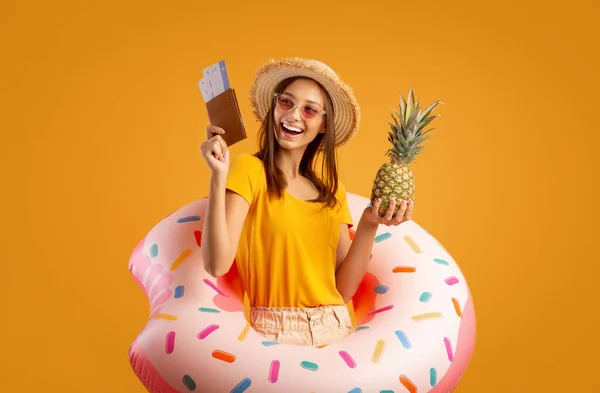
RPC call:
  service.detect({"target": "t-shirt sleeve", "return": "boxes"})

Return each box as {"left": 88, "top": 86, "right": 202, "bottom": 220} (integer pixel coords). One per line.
{"left": 337, "top": 182, "right": 354, "bottom": 227}
{"left": 226, "top": 153, "right": 262, "bottom": 205}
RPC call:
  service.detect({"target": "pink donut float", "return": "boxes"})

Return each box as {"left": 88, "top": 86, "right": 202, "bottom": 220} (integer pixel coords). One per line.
{"left": 128, "top": 193, "right": 476, "bottom": 392}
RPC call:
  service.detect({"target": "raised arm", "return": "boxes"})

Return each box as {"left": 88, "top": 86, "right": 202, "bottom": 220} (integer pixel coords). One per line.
{"left": 201, "top": 175, "right": 249, "bottom": 277}
{"left": 199, "top": 126, "right": 250, "bottom": 277}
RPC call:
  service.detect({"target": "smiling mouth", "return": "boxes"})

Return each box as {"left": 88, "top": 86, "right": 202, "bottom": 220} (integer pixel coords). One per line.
{"left": 281, "top": 123, "right": 304, "bottom": 136}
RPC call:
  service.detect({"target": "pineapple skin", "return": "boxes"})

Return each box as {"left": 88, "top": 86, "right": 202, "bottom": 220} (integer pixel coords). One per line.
{"left": 370, "top": 162, "right": 414, "bottom": 216}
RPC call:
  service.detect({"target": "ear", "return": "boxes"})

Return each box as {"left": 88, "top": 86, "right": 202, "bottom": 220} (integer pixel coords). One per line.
{"left": 319, "top": 117, "right": 327, "bottom": 133}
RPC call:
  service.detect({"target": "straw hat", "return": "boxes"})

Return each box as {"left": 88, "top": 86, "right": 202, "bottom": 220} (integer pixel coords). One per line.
{"left": 249, "top": 57, "right": 360, "bottom": 147}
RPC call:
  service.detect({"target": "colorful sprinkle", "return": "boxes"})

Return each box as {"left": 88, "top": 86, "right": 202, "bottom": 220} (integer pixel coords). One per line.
{"left": 174, "top": 285, "right": 185, "bottom": 298}
{"left": 404, "top": 235, "right": 422, "bottom": 254}
{"left": 419, "top": 292, "right": 432, "bottom": 302}
{"left": 300, "top": 361, "right": 319, "bottom": 371}
{"left": 392, "top": 266, "right": 417, "bottom": 273}
{"left": 445, "top": 276, "right": 459, "bottom": 286}
{"left": 452, "top": 298, "right": 463, "bottom": 317}
{"left": 203, "top": 278, "right": 228, "bottom": 296}
{"left": 315, "top": 344, "right": 329, "bottom": 349}
{"left": 339, "top": 351, "right": 356, "bottom": 368}
{"left": 165, "top": 331, "right": 175, "bottom": 354}
{"left": 212, "top": 350, "right": 236, "bottom": 363}
{"left": 198, "top": 307, "right": 220, "bottom": 313}
{"left": 150, "top": 244, "right": 158, "bottom": 258}
{"left": 154, "top": 313, "right": 178, "bottom": 321}
{"left": 194, "top": 230, "right": 202, "bottom": 247}
{"left": 355, "top": 326, "right": 370, "bottom": 331}
{"left": 261, "top": 341, "right": 280, "bottom": 347}
{"left": 368, "top": 305, "right": 394, "bottom": 315}
{"left": 412, "top": 312, "right": 442, "bottom": 321}
{"left": 433, "top": 258, "right": 449, "bottom": 266}
{"left": 182, "top": 375, "right": 196, "bottom": 391}
{"left": 444, "top": 337, "right": 454, "bottom": 361}
{"left": 197, "top": 324, "right": 219, "bottom": 339}
{"left": 348, "top": 388, "right": 362, "bottom": 393}
{"left": 375, "top": 233, "right": 392, "bottom": 243}
{"left": 268, "top": 360, "right": 280, "bottom": 383}
{"left": 430, "top": 367, "right": 438, "bottom": 386}
{"left": 374, "top": 284, "right": 389, "bottom": 294}
{"left": 380, "top": 391, "right": 394, "bottom": 393}
{"left": 372, "top": 340, "right": 386, "bottom": 364}
{"left": 399, "top": 375, "right": 417, "bottom": 393}
{"left": 170, "top": 249, "right": 192, "bottom": 271}
{"left": 177, "top": 215, "right": 201, "bottom": 223}
{"left": 231, "top": 378, "right": 251, "bottom": 393}
{"left": 394, "top": 330, "right": 412, "bottom": 349}
{"left": 238, "top": 323, "right": 250, "bottom": 341}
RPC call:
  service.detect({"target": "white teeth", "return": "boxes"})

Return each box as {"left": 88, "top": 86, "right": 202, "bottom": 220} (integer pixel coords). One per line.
{"left": 283, "top": 123, "right": 303, "bottom": 132}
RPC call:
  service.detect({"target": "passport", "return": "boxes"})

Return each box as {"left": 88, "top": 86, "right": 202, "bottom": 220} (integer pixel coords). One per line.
{"left": 198, "top": 60, "right": 246, "bottom": 146}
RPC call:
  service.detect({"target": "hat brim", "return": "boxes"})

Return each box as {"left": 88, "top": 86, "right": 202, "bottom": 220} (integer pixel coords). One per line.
{"left": 250, "top": 58, "right": 360, "bottom": 147}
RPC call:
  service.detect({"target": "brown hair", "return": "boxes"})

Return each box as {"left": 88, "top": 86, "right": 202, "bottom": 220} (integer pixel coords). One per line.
{"left": 254, "top": 76, "right": 339, "bottom": 209}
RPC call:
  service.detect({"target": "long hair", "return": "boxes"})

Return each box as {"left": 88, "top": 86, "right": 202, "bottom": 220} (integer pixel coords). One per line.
{"left": 254, "top": 76, "right": 339, "bottom": 209}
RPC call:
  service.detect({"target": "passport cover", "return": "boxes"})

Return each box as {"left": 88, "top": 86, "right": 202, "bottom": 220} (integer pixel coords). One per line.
{"left": 205, "top": 88, "right": 247, "bottom": 146}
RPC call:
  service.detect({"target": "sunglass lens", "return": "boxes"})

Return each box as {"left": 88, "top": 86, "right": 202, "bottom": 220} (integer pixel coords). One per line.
{"left": 277, "top": 96, "right": 294, "bottom": 110}
{"left": 301, "top": 107, "right": 319, "bottom": 119}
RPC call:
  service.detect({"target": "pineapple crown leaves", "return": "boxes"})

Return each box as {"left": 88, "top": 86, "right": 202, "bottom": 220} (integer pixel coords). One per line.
{"left": 386, "top": 86, "right": 443, "bottom": 164}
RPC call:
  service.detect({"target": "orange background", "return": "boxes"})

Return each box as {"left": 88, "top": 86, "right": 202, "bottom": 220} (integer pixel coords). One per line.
{"left": 1, "top": 0, "right": 598, "bottom": 392}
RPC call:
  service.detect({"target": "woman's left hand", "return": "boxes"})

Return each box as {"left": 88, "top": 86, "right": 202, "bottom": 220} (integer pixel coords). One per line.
{"left": 363, "top": 198, "right": 413, "bottom": 226}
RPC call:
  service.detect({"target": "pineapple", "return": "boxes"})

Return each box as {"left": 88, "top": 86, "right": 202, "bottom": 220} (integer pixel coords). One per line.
{"left": 371, "top": 87, "right": 443, "bottom": 216}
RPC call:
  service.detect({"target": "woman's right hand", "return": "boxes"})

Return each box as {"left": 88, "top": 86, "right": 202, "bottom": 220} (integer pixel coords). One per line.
{"left": 200, "top": 126, "right": 229, "bottom": 176}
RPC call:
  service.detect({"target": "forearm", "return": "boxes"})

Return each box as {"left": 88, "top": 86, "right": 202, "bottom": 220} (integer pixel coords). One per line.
{"left": 201, "top": 175, "right": 232, "bottom": 277}
{"left": 335, "top": 216, "right": 378, "bottom": 303}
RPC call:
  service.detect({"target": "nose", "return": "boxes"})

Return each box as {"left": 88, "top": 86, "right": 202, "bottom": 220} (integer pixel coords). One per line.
{"left": 286, "top": 105, "right": 301, "bottom": 121}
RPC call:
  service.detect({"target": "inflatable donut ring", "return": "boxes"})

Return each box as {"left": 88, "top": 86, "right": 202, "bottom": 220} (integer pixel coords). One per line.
{"left": 128, "top": 193, "right": 476, "bottom": 392}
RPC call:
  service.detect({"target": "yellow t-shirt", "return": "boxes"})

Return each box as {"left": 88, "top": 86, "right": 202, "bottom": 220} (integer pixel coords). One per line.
{"left": 226, "top": 153, "right": 354, "bottom": 308}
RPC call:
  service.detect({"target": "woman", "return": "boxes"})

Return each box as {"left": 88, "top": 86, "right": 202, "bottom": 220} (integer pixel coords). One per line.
{"left": 200, "top": 58, "right": 413, "bottom": 346}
